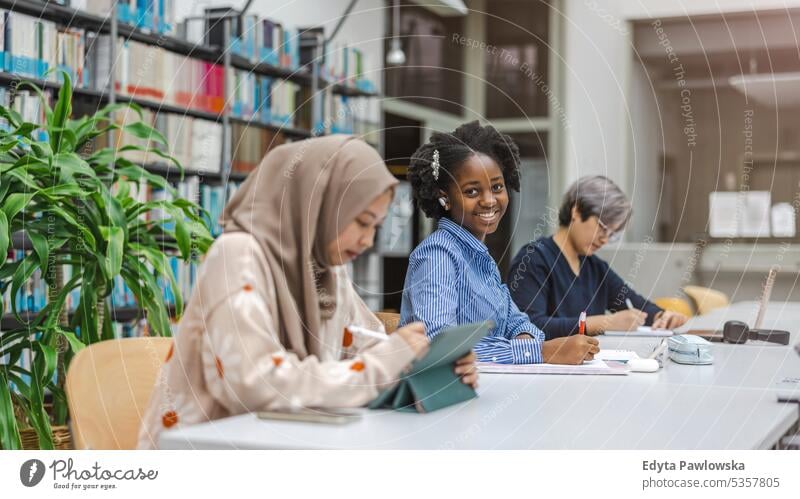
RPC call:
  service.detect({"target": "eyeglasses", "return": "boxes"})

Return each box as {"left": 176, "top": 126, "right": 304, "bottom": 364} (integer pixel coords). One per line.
{"left": 597, "top": 218, "right": 622, "bottom": 243}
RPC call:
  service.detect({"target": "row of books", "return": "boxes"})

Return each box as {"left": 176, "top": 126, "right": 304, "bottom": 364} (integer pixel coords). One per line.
{"left": 0, "top": 10, "right": 87, "bottom": 86}
{"left": 0, "top": 6, "right": 375, "bottom": 101}
{"left": 0, "top": 87, "right": 50, "bottom": 140}
{"left": 230, "top": 69, "right": 299, "bottom": 127}
{"left": 323, "top": 44, "right": 374, "bottom": 92}
{"left": 231, "top": 123, "right": 286, "bottom": 175}
{"left": 77, "top": 0, "right": 176, "bottom": 35}
{"left": 201, "top": 183, "right": 241, "bottom": 238}
{"left": 66, "top": 1, "right": 373, "bottom": 93}
{"left": 88, "top": 35, "right": 226, "bottom": 115}
{"left": 165, "top": 116, "right": 224, "bottom": 175}
{"left": 314, "top": 90, "right": 381, "bottom": 139}
{"left": 0, "top": 18, "right": 369, "bottom": 134}
{"left": 179, "top": 9, "right": 300, "bottom": 71}
{"left": 95, "top": 107, "right": 224, "bottom": 174}
{"left": 1, "top": 27, "right": 302, "bottom": 132}
{"left": 319, "top": 92, "right": 356, "bottom": 135}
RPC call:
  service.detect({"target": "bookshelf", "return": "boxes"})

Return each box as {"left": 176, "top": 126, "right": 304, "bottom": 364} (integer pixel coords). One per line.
{"left": 0, "top": 0, "right": 381, "bottom": 332}
{"left": 0, "top": 1, "right": 378, "bottom": 92}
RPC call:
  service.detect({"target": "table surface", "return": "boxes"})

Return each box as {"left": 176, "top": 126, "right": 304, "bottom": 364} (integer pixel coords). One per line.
{"left": 159, "top": 301, "right": 800, "bottom": 450}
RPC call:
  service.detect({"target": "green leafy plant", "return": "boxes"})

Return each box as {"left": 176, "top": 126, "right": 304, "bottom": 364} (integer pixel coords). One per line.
{"left": 0, "top": 73, "right": 213, "bottom": 449}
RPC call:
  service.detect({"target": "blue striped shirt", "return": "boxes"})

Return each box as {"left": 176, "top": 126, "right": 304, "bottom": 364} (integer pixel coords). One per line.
{"left": 400, "top": 217, "right": 545, "bottom": 364}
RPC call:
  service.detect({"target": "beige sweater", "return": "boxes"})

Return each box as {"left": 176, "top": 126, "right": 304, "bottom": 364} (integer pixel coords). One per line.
{"left": 137, "top": 232, "right": 415, "bottom": 449}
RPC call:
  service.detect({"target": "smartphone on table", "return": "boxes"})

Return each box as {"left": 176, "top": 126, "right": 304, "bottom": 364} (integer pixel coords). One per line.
{"left": 256, "top": 407, "right": 362, "bottom": 425}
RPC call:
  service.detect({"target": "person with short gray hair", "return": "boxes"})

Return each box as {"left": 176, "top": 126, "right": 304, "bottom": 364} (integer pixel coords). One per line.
{"left": 507, "top": 175, "right": 688, "bottom": 339}
{"left": 557, "top": 175, "right": 632, "bottom": 232}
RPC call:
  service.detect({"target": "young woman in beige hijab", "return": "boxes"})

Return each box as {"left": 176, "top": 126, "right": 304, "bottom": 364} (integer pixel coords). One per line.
{"left": 137, "top": 135, "right": 477, "bottom": 449}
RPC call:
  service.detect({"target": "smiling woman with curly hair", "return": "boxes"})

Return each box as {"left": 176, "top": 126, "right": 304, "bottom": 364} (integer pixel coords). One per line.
{"left": 407, "top": 120, "right": 522, "bottom": 223}
{"left": 400, "top": 121, "right": 599, "bottom": 366}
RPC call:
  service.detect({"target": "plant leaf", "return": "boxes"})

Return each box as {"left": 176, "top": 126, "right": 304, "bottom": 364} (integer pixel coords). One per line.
{"left": 11, "top": 122, "right": 38, "bottom": 138}
{"left": 96, "top": 101, "right": 143, "bottom": 120}
{"left": 0, "top": 105, "right": 20, "bottom": 129}
{"left": 105, "top": 226, "right": 124, "bottom": 277}
{"left": 40, "top": 271, "right": 81, "bottom": 331}
{"left": 123, "top": 121, "right": 167, "bottom": 146}
{"left": 49, "top": 70, "right": 73, "bottom": 153}
{"left": 132, "top": 244, "right": 183, "bottom": 316}
{"left": 0, "top": 370, "right": 22, "bottom": 450}
{"left": 57, "top": 329, "right": 85, "bottom": 354}
{"left": 52, "top": 152, "right": 96, "bottom": 182}
{"left": 47, "top": 205, "right": 96, "bottom": 251}
{"left": 1, "top": 192, "right": 35, "bottom": 221}
{"left": 115, "top": 163, "right": 177, "bottom": 195}
{"left": 33, "top": 343, "right": 57, "bottom": 386}
{"left": 99, "top": 184, "right": 128, "bottom": 239}
{"left": 9, "top": 253, "right": 38, "bottom": 321}
{"left": 26, "top": 230, "right": 50, "bottom": 277}
{"left": 0, "top": 211, "right": 8, "bottom": 269}
{"left": 14, "top": 81, "right": 53, "bottom": 124}
{"left": 27, "top": 355, "right": 54, "bottom": 450}
{"left": 174, "top": 218, "right": 191, "bottom": 259}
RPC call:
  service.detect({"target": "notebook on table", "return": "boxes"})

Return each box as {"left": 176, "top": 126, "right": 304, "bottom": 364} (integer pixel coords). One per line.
{"left": 477, "top": 358, "right": 628, "bottom": 375}
{"left": 604, "top": 326, "right": 674, "bottom": 337}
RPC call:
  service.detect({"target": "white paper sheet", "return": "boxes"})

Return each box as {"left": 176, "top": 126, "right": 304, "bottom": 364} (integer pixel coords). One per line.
{"left": 477, "top": 358, "right": 628, "bottom": 375}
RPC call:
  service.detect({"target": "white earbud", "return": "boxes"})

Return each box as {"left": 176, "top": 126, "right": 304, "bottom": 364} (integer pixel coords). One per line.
{"left": 438, "top": 197, "right": 448, "bottom": 208}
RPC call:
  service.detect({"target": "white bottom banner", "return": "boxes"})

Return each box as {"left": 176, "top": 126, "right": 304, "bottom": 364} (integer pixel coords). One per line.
{"left": 1, "top": 450, "right": 799, "bottom": 498}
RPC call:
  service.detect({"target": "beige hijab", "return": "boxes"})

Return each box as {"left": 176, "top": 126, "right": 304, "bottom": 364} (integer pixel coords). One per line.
{"left": 220, "top": 135, "right": 398, "bottom": 359}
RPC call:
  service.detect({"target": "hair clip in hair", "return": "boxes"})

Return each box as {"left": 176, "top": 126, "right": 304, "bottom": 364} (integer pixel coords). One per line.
{"left": 431, "top": 149, "right": 440, "bottom": 181}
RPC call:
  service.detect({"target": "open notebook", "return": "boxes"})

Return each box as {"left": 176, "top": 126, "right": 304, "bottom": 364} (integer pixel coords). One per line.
{"left": 604, "top": 326, "right": 674, "bottom": 337}
{"left": 477, "top": 358, "right": 628, "bottom": 375}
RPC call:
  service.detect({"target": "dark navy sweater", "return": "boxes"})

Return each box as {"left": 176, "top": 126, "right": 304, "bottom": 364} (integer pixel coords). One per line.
{"left": 507, "top": 236, "right": 662, "bottom": 340}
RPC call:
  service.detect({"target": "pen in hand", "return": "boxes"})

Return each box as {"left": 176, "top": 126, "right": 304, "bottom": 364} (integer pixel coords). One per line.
{"left": 345, "top": 325, "right": 390, "bottom": 342}
{"left": 625, "top": 297, "right": 651, "bottom": 330}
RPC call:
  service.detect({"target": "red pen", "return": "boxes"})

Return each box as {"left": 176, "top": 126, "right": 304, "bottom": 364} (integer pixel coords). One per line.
{"left": 579, "top": 311, "right": 587, "bottom": 335}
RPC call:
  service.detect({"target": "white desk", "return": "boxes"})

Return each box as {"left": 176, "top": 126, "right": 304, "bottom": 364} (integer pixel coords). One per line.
{"left": 602, "top": 301, "right": 800, "bottom": 391}
{"left": 159, "top": 302, "right": 800, "bottom": 450}
{"left": 677, "top": 300, "right": 800, "bottom": 342}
